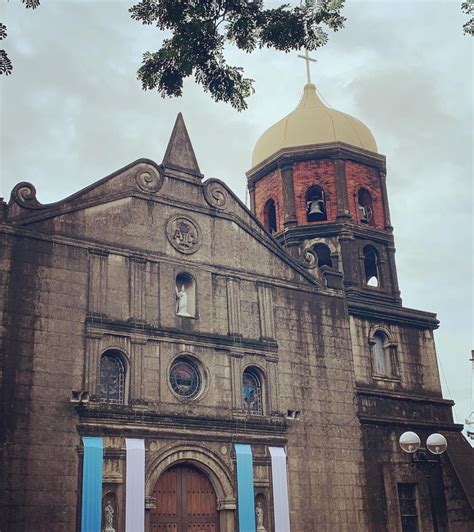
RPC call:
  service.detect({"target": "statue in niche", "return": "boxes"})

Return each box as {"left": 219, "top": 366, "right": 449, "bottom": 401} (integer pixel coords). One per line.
{"left": 175, "top": 284, "right": 191, "bottom": 317}
{"left": 103, "top": 501, "right": 115, "bottom": 532}
{"left": 256, "top": 500, "right": 266, "bottom": 531}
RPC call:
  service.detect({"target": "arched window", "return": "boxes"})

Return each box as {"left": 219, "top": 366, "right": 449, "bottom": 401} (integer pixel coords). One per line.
{"left": 371, "top": 331, "right": 399, "bottom": 378}
{"left": 263, "top": 199, "right": 277, "bottom": 234}
{"left": 363, "top": 245, "right": 379, "bottom": 287}
{"left": 373, "top": 332, "right": 387, "bottom": 375}
{"left": 242, "top": 368, "right": 263, "bottom": 415}
{"left": 175, "top": 272, "right": 196, "bottom": 317}
{"left": 306, "top": 185, "right": 327, "bottom": 222}
{"left": 358, "top": 188, "right": 374, "bottom": 225}
{"left": 313, "top": 243, "right": 333, "bottom": 268}
{"left": 99, "top": 350, "right": 126, "bottom": 404}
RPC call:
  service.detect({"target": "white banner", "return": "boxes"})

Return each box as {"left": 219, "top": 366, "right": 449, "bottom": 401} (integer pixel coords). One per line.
{"left": 125, "top": 438, "right": 145, "bottom": 532}
{"left": 269, "top": 446, "right": 291, "bottom": 532}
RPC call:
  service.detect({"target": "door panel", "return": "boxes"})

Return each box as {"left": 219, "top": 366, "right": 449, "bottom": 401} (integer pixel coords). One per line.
{"left": 151, "top": 464, "right": 219, "bottom": 532}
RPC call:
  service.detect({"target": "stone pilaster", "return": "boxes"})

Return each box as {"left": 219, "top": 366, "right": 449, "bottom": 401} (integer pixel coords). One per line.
{"left": 334, "top": 158, "right": 351, "bottom": 220}
{"left": 257, "top": 283, "right": 275, "bottom": 340}
{"left": 88, "top": 248, "right": 108, "bottom": 317}
{"left": 379, "top": 170, "right": 393, "bottom": 231}
{"left": 279, "top": 163, "right": 297, "bottom": 228}
{"left": 129, "top": 255, "right": 146, "bottom": 323}
{"left": 226, "top": 277, "right": 241, "bottom": 336}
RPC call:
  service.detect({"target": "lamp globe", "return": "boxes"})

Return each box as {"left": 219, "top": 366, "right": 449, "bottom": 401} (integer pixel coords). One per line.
{"left": 426, "top": 433, "right": 448, "bottom": 455}
{"left": 399, "top": 431, "right": 421, "bottom": 453}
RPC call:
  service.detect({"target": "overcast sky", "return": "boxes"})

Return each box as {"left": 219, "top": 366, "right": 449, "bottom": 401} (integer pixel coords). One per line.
{"left": 1, "top": 1, "right": 472, "bottom": 438}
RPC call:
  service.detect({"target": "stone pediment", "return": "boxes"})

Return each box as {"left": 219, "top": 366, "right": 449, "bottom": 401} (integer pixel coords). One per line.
{"left": 2, "top": 114, "right": 323, "bottom": 288}
{"left": 3, "top": 159, "right": 322, "bottom": 288}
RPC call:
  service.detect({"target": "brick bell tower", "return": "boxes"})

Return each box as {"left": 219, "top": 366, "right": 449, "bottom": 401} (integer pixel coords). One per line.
{"left": 246, "top": 81, "right": 401, "bottom": 306}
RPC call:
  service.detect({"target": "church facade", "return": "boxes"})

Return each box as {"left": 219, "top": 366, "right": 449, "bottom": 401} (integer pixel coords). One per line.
{"left": 0, "top": 84, "right": 472, "bottom": 532}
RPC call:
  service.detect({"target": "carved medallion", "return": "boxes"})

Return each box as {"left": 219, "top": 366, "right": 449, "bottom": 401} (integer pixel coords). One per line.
{"left": 166, "top": 215, "right": 202, "bottom": 254}
{"left": 203, "top": 180, "right": 228, "bottom": 210}
{"left": 135, "top": 167, "right": 164, "bottom": 193}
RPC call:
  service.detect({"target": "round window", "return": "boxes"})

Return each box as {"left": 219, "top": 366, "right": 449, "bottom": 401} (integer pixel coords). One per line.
{"left": 169, "top": 358, "right": 201, "bottom": 398}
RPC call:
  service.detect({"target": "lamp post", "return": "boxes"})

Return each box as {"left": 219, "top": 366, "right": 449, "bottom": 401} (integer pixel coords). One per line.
{"left": 399, "top": 431, "right": 448, "bottom": 532}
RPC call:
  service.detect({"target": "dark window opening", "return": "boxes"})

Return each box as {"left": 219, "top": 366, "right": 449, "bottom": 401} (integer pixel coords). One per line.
{"left": 363, "top": 245, "right": 379, "bottom": 287}
{"left": 313, "top": 243, "right": 333, "bottom": 268}
{"left": 100, "top": 350, "right": 126, "bottom": 404}
{"left": 242, "top": 369, "right": 263, "bottom": 415}
{"left": 306, "top": 185, "right": 327, "bottom": 222}
{"left": 264, "top": 199, "right": 277, "bottom": 234}
{"left": 398, "top": 483, "right": 419, "bottom": 532}
{"left": 358, "top": 188, "right": 374, "bottom": 225}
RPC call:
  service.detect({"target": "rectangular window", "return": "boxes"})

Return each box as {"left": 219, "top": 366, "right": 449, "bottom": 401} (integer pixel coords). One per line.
{"left": 397, "top": 483, "right": 419, "bottom": 532}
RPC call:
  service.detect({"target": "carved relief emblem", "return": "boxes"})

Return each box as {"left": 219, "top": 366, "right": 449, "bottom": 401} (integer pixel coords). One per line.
{"left": 203, "top": 179, "right": 228, "bottom": 210}
{"left": 135, "top": 166, "right": 164, "bottom": 193}
{"left": 166, "top": 215, "right": 202, "bottom": 254}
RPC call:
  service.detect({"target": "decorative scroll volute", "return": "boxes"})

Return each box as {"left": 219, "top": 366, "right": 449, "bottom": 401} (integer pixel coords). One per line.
{"left": 9, "top": 182, "right": 42, "bottom": 209}
{"left": 203, "top": 179, "right": 229, "bottom": 210}
{"left": 135, "top": 166, "right": 165, "bottom": 194}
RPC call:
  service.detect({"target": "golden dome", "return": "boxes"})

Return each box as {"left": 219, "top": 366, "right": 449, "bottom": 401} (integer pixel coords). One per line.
{"left": 251, "top": 83, "right": 377, "bottom": 167}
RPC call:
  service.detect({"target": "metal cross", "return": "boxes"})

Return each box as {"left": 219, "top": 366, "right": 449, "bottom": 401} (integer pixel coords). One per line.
{"left": 297, "top": 49, "right": 317, "bottom": 84}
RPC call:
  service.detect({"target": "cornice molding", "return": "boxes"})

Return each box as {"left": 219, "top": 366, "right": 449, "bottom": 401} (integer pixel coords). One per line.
{"left": 246, "top": 142, "right": 387, "bottom": 185}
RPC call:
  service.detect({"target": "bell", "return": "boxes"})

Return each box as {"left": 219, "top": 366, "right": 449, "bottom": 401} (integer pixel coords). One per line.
{"left": 359, "top": 205, "right": 373, "bottom": 222}
{"left": 308, "top": 200, "right": 324, "bottom": 215}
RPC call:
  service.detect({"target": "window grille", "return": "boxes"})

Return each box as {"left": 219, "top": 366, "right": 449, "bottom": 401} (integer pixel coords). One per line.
{"left": 99, "top": 351, "right": 125, "bottom": 404}
{"left": 397, "top": 483, "right": 419, "bottom": 532}
{"left": 242, "top": 370, "right": 263, "bottom": 415}
{"left": 170, "top": 358, "right": 201, "bottom": 398}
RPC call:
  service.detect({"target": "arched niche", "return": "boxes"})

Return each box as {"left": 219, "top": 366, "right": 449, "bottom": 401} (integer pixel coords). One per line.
{"left": 175, "top": 272, "right": 196, "bottom": 317}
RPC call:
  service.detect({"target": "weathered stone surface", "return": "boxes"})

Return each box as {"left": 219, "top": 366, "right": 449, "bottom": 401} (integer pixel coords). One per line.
{"left": 0, "top": 119, "right": 471, "bottom": 532}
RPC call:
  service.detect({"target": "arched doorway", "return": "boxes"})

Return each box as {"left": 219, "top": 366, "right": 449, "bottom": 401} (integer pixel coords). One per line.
{"left": 150, "top": 464, "right": 219, "bottom": 531}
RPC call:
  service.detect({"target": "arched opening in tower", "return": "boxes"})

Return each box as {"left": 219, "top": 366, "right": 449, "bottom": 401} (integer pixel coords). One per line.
{"left": 264, "top": 199, "right": 277, "bottom": 234}
{"left": 363, "top": 245, "right": 379, "bottom": 287}
{"left": 306, "top": 185, "right": 327, "bottom": 222}
{"left": 357, "top": 188, "right": 374, "bottom": 225}
{"left": 313, "top": 243, "right": 333, "bottom": 268}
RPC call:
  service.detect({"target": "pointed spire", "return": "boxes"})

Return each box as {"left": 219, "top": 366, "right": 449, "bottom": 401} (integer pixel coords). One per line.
{"left": 162, "top": 113, "right": 202, "bottom": 179}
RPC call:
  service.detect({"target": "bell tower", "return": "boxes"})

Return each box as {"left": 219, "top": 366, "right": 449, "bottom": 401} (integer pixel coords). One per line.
{"left": 246, "top": 82, "right": 401, "bottom": 306}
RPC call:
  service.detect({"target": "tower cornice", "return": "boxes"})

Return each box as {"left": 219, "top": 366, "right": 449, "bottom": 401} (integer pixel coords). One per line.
{"left": 246, "top": 142, "right": 386, "bottom": 186}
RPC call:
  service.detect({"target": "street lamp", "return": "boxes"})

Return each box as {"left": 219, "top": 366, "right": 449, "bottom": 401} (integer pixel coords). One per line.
{"left": 399, "top": 431, "right": 448, "bottom": 462}
{"left": 398, "top": 431, "right": 448, "bottom": 532}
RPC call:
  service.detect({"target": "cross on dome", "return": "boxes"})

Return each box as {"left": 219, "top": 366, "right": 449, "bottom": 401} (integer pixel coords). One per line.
{"left": 297, "top": 49, "right": 317, "bottom": 84}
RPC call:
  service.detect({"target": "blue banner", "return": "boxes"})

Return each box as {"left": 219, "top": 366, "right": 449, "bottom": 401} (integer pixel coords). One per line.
{"left": 235, "top": 443, "right": 256, "bottom": 532}
{"left": 81, "top": 436, "right": 103, "bottom": 532}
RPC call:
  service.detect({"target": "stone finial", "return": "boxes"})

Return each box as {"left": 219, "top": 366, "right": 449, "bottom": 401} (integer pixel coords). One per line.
{"left": 162, "top": 113, "right": 202, "bottom": 179}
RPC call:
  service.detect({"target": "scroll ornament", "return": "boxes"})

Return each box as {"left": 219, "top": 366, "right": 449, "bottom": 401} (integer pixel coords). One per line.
{"left": 135, "top": 167, "right": 164, "bottom": 194}
{"left": 204, "top": 179, "right": 228, "bottom": 210}
{"left": 10, "top": 182, "right": 42, "bottom": 209}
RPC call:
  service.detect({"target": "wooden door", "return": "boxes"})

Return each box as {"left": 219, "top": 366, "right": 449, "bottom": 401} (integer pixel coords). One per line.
{"left": 150, "top": 464, "right": 219, "bottom": 532}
